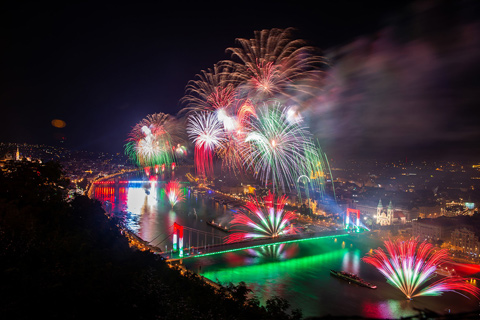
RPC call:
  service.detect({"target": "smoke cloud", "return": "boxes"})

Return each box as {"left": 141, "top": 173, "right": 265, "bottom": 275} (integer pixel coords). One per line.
{"left": 306, "top": 1, "right": 480, "bottom": 160}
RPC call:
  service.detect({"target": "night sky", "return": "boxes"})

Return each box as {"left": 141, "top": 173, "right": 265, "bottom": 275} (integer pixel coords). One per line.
{"left": 1, "top": 1, "right": 479, "bottom": 161}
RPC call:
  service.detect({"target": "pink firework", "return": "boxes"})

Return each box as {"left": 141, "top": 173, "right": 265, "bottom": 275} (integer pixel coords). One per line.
{"left": 225, "top": 191, "right": 298, "bottom": 243}
{"left": 363, "top": 239, "right": 480, "bottom": 300}
{"left": 165, "top": 180, "right": 186, "bottom": 207}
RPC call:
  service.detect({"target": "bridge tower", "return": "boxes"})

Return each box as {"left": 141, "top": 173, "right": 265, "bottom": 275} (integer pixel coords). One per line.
{"left": 173, "top": 222, "right": 184, "bottom": 257}
{"left": 345, "top": 208, "right": 360, "bottom": 231}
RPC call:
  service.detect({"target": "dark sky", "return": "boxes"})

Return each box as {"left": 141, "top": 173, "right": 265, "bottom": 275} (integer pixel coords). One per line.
{"left": 1, "top": 1, "right": 479, "bottom": 161}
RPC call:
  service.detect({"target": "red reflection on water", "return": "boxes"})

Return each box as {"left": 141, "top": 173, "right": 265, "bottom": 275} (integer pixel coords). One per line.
{"left": 93, "top": 186, "right": 127, "bottom": 213}
{"left": 362, "top": 301, "right": 393, "bottom": 319}
{"left": 225, "top": 252, "right": 249, "bottom": 267}
{"left": 442, "top": 262, "right": 480, "bottom": 276}
{"left": 285, "top": 243, "right": 299, "bottom": 257}
{"left": 94, "top": 180, "right": 130, "bottom": 184}
{"left": 118, "top": 187, "right": 127, "bottom": 207}
{"left": 94, "top": 186, "right": 114, "bottom": 202}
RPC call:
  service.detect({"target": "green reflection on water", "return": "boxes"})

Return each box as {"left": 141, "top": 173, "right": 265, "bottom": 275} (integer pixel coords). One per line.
{"left": 201, "top": 247, "right": 348, "bottom": 303}
{"left": 202, "top": 248, "right": 347, "bottom": 279}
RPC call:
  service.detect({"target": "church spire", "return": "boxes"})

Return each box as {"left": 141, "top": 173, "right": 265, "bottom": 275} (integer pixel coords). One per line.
{"left": 377, "top": 199, "right": 383, "bottom": 208}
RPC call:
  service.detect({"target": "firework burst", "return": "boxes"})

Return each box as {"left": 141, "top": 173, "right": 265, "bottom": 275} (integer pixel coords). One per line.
{"left": 240, "top": 101, "right": 314, "bottom": 192}
{"left": 186, "top": 111, "right": 226, "bottom": 177}
{"left": 363, "top": 239, "right": 480, "bottom": 300}
{"left": 125, "top": 113, "right": 184, "bottom": 168}
{"left": 225, "top": 191, "right": 298, "bottom": 243}
{"left": 165, "top": 180, "right": 186, "bottom": 207}
{"left": 214, "top": 101, "right": 256, "bottom": 173}
{"left": 180, "top": 60, "right": 247, "bottom": 115}
{"left": 227, "top": 28, "right": 328, "bottom": 103}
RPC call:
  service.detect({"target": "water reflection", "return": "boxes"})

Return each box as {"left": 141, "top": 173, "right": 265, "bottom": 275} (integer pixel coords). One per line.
{"left": 192, "top": 237, "right": 480, "bottom": 318}
{"left": 200, "top": 245, "right": 348, "bottom": 303}
{"left": 341, "top": 249, "right": 361, "bottom": 275}
{"left": 362, "top": 300, "right": 411, "bottom": 319}
{"left": 246, "top": 243, "right": 299, "bottom": 261}
{"left": 93, "top": 179, "right": 233, "bottom": 248}
{"left": 126, "top": 186, "right": 148, "bottom": 215}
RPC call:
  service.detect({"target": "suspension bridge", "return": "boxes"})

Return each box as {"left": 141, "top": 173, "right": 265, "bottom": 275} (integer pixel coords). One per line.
{"left": 147, "top": 222, "right": 364, "bottom": 262}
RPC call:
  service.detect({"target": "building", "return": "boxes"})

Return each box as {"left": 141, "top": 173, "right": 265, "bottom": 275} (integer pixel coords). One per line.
{"left": 219, "top": 185, "right": 247, "bottom": 195}
{"left": 411, "top": 204, "right": 443, "bottom": 219}
{"left": 412, "top": 216, "right": 458, "bottom": 242}
{"left": 451, "top": 227, "right": 480, "bottom": 259}
{"left": 443, "top": 201, "right": 471, "bottom": 216}
{"left": 354, "top": 203, "right": 377, "bottom": 219}
{"left": 376, "top": 199, "right": 407, "bottom": 226}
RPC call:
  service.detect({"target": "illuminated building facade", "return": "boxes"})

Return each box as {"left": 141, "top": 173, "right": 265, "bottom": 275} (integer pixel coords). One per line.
{"left": 376, "top": 199, "right": 406, "bottom": 226}
{"left": 412, "top": 217, "right": 456, "bottom": 242}
{"left": 451, "top": 227, "right": 480, "bottom": 259}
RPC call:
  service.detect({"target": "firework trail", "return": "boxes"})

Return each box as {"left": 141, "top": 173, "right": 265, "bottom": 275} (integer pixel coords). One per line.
{"left": 226, "top": 28, "right": 328, "bottom": 104}
{"left": 225, "top": 191, "right": 298, "bottom": 243}
{"left": 363, "top": 239, "right": 480, "bottom": 300}
{"left": 180, "top": 60, "right": 247, "bottom": 115}
{"left": 301, "top": 141, "right": 334, "bottom": 201}
{"left": 165, "top": 180, "right": 186, "bottom": 207}
{"left": 125, "top": 113, "right": 184, "bottom": 168}
{"left": 186, "top": 111, "right": 226, "bottom": 177}
{"left": 240, "top": 101, "right": 315, "bottom": 192}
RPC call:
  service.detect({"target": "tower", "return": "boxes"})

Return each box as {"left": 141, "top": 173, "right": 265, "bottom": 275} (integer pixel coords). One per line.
{"left": 173, "top": 222, "right": 184, "bottom": 257}
{"left": 346, "top": 208, "right": 360, "bottom": 231}
{"left": 376, "top": 199, "right": 383, "bottom": 224}
{"left": 387, "top": 200, "right": 394, "bottom": 225}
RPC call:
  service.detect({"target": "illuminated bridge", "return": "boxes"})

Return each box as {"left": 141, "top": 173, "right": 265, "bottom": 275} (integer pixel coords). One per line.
{"left": 151, "top": 223, "right": 357, "bottom": 261}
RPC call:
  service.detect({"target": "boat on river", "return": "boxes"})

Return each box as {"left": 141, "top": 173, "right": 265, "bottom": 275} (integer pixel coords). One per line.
{"left": 206, "top": 220, "right": 230, "bottom": 233}
{"left": 330, "top": 270, "right": 377, "bottom": 289}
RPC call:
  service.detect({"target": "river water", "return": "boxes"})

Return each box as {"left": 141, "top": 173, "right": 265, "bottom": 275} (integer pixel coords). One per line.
{"left": 93, "top": 177, "right": 480, "bottom": 319}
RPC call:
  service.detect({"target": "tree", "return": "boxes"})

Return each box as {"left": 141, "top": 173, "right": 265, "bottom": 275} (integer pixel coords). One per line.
{"left": 265, "top": 296, "right": 302, "bottom": 320}
{"left": 227, "top": 281, "right": 252, "bottom": 304}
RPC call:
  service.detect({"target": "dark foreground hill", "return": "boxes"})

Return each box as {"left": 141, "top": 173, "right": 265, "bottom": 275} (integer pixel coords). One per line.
{"left": 0, "top": 160, "right": 301, "bottom": 320}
